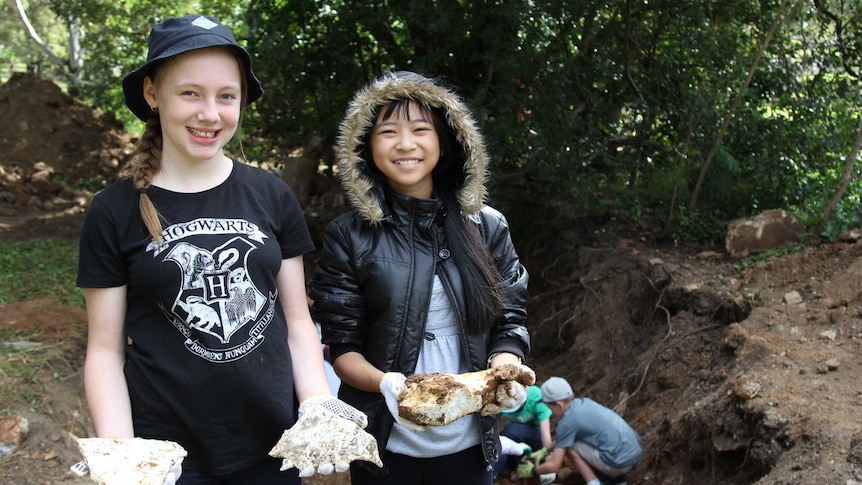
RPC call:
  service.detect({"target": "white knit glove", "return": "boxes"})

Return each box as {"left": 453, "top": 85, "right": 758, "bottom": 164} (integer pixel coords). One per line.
{"left": 279, "top": 395, "right": 369, "bottom": 476}
{"left": 379, "top": 373, "right": 427, "bottom": 432}
{"left": 298, "top": 394, "right": 368, "bottom": 428}
{"left": 163, "top": 460, "right": 182, "bottom": 485}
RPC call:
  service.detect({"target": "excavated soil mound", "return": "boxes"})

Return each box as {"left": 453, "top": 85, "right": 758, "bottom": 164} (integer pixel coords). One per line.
{"left": 0, "top": 72, "right": 133, "bottom": 230}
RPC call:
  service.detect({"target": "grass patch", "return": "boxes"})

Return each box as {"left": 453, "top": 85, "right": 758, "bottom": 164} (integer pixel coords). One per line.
{"left": 1, "top": 342, "right": 45, "bottom": 411}
{"left": 0, "top": 240, "right": 84, "bottom": 307}
{"left": 733, "top": 243, "right": 806, "bottom": 271}
{"left": 0, "top": 341, "right": 68, "bottom": 413}
{"left": 0, "top": 240, "right": 86, "bottom": 414}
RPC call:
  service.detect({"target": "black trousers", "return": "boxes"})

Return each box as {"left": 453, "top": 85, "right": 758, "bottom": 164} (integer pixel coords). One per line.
{"left": 178, "top": 457, "right": 300, "bottom": 485}
{"left": 350, "top": 445, "right": 493, "bottom": 485}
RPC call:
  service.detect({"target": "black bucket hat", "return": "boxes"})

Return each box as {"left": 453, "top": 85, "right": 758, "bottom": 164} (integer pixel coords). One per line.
{"left": 122, "top": 14, "right": 264, "bottom": 121}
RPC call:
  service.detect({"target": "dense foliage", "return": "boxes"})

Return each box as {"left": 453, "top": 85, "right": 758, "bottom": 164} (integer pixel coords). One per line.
{"left": 3, "top": 0, "right": 860, "bottom": 244}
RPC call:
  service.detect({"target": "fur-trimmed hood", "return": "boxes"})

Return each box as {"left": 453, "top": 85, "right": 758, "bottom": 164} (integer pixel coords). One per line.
{"left": 336, "top": 71, "right": 489, "bottom": 224}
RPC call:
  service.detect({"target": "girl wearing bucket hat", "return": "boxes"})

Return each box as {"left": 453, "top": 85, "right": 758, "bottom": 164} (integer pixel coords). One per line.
{"left": 308, "top": 71, "right": 532, "bottom": 484}
{"left": 77, "top": 14, "right": 367, "bottom": 484}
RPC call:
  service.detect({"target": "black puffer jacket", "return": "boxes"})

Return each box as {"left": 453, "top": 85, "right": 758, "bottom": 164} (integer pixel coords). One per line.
{"left": 309, "top": 72, "right": 530, "bottom": 472}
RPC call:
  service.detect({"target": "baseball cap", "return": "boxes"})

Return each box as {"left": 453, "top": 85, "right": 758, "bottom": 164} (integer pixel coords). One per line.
{"left": 122, "top": 14, "right": 264, "bottom": 121}
{"left": 540, "top": 377, "right": 574, "bottom": 403}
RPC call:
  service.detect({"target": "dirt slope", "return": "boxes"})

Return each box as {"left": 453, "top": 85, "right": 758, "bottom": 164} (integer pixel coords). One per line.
{"left": 1, "top": 74, "right": 861, "bottom": 485}
{"left": 518, "top": 242, "right": 862, "bottom": 485}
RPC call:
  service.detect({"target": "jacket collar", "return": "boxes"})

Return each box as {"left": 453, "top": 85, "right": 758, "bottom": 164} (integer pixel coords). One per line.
{"left": 382, "top": 186, "right": 445, "bottom": 227}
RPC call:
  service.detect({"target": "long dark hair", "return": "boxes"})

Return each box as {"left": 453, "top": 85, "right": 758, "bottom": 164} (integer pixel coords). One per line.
{"left": 363, "top": 99, "right": 503, "bottom": 335}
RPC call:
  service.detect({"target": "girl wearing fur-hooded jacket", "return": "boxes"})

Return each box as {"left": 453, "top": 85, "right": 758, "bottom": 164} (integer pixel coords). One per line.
{"left": 309, "top": 71, "right": 532, "bottom": 485}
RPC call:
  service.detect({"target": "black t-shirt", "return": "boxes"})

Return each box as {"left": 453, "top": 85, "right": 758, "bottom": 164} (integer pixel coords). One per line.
{"left": 77, "top": 161, "right": 314, "bottom": 475}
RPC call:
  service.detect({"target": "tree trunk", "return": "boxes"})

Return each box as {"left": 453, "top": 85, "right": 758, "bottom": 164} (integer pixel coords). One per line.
{"left": 687, "top": 0, "right": 791, "bottom": 215}
{"left": 815, "top": 120, "right": 862, "bottom": 236}
{"left": 14, "top": 0, "right": 66, "bottom": 69}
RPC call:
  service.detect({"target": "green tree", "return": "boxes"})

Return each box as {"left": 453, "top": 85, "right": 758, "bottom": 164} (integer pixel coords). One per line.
{"left": 4, "top": 0, "right": 250, "bottom": 127}
{"left": 3, "top": 0, "right": 860, "bottom": 244}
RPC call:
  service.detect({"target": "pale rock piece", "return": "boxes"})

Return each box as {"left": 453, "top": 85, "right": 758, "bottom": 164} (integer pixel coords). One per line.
{"left": 269, "top": 405, "right": 383, "bottom": 470}
{"left": 76, "top": 437, "right": 186, "bottom": 485}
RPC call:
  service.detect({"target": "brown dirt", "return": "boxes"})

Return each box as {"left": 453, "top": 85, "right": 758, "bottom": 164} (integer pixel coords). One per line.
{"left": 1, "top": 74, "right": 861, "bottom": 485}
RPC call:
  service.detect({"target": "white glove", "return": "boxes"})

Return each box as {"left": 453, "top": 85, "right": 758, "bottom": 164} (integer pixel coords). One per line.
{"left": 497, "top": 380, "right": 528, "bottom": 410}
{"left": 280, "top": 395, "right": 369, "bottom": 476}
{"left": 69, "top": 458, "right": 183, "bottom": 484}
{"left": 163, "top": 459, "right": 183, "bottom": 485}
{"left": 69, "top": 461, "right": 89, "bottom": 477}
{"left": 280, "top": 460, "right": 348, "bottom": 478}
{"left": 499, "top": 435, "right": 531, "bottom": 456}
{"left": 495, "top": 364, "right": 534, "bottom": 410}
{"left": 298, "top": 394, "right": 368, "bottom": 428}
{"left": 379, "top": 373, "right": 427, "bottom": 432}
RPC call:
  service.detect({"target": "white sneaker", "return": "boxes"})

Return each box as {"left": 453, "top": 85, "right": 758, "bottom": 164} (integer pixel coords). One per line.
{"left": 539, "top": 472, "right": 556, "bottom": 484}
